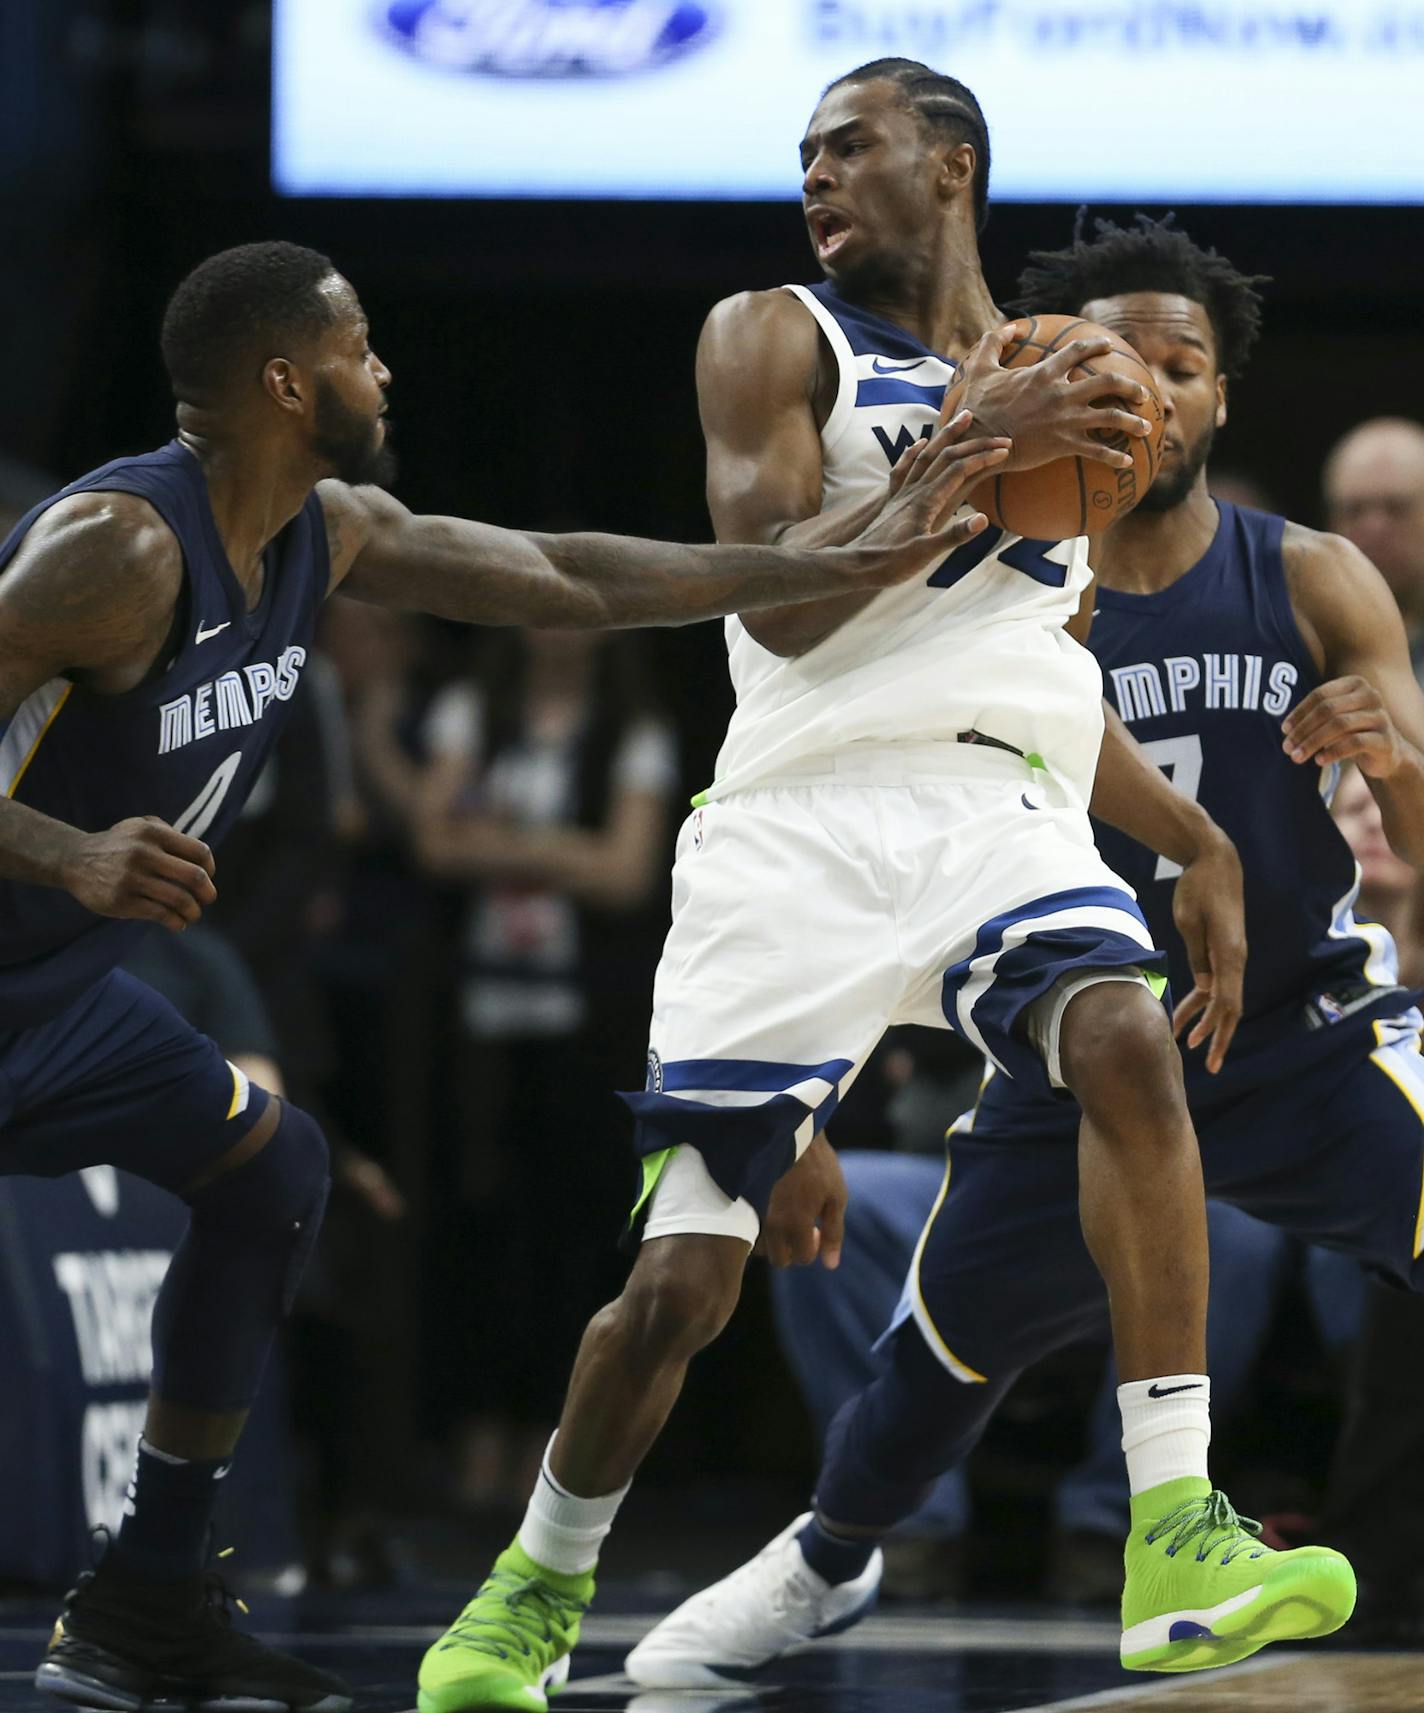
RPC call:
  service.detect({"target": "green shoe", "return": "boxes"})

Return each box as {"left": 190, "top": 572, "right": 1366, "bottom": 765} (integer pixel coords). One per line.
{"left": 418, "top": 1539, "right": 593, "bottom": 1712}
{"left": 1120, "top": 1477, "right": 1356, "bottom": 1672}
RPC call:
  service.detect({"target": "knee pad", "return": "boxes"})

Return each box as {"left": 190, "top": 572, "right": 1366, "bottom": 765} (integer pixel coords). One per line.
{"left": 151, "top": 1101, "right": 332, "bottom": 1410}
{"left": 186, "top": 1098, "right": 331, "bottom": 1313}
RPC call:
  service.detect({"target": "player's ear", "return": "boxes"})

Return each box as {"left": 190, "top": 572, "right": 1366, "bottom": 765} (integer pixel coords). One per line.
{"left": 1214, "top": 374, "right": 1228, "bottom": 430}
{"left": 262, "top": 357, "right": 307, "bottom": 415}
{"left": 939, "top": 141, "right": 977, "bottom": 206}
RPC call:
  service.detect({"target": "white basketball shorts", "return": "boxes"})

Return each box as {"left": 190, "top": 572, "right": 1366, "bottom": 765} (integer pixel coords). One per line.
{"left": 624, "top": 744, "right": 1163, "bottom": 1243}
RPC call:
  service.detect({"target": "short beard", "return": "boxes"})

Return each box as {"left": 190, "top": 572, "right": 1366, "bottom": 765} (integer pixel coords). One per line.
{"left": 313, "top": 377, "right": 397, "bottom": 487}
{"left": 1136, "top": 422, "right": 1214, "bottom": 514}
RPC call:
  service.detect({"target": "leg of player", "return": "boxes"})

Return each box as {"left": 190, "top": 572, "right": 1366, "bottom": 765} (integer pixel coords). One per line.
{"left": 38, "top": 1096, "right": 350, "bottom": 1713}
{"left": 627, "top": 1327, "right": 1013, "bottom": 1689}
{"left": 1055, "top": 978, "right": 1356, "bottom": 1672}
{"left": 624, "top": 1129, "right": 1104, "bottom": 1689}
{"left": 417, "top": 1225, "right": 750, "bottom": 1713}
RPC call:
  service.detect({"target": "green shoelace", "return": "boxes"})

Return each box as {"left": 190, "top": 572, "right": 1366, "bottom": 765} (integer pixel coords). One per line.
{"left": 439, "top": 1571, "right": 588, "bottom": 1662}
{"left": 1145, "top": 1491, "right": 1266, "bottom": 1568}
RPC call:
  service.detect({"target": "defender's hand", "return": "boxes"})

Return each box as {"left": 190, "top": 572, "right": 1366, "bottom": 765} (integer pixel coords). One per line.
{"left": 1282, "top": 676, "right": 1411, "bottom": 778}
{"left": 760, "top": 1134, "right": 847, "bottom": 1270}
{"left": 1170, "top": 830, "right": 1246, "bottom": 1074}
{"left": 63, "top": 815, "right": 217, "bottom": 932}
{"left": 832, "top": 412, "right": 1010, "bottom": 588}
{"left": 947, "top": 325, "right": 1154, "bottom": 474}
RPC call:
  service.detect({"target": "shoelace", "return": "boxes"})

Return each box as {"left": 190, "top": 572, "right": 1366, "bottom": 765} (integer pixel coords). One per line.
{"left": 441, "top": 1572, "right": 588, "bottom": 1662}
{"left": 200, "top": 1550, "right": 251, "bottom": 1627}
{"left": 66, "top": 1530, "right": 251, "bottom": 1622}
{"left": 1145, "top": 1491, "right": 1266, "bottom": 1567}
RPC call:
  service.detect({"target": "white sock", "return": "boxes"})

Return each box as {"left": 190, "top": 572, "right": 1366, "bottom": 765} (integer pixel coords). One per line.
{"left": 516, "top": 1435, "right": 630, "bottom": 1575}
{"left": 1118, "top": 1375, "right": 1212, "bottom": 1497}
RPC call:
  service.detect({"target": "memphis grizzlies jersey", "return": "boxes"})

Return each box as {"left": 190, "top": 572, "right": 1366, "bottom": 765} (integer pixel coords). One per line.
{"left": 972, "top": 501, "right": 1417, "bottom": 1138}
{"left": 0, "top": 441, "right": 326, "bottom": 1026}
{"left": 709, "top": 282, "right": 1103, "bottom": 802}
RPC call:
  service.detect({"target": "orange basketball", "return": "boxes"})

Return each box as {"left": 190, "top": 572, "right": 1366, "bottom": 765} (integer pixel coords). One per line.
{"left": 940, "top": 314, "right": 1165, "bottom": 539}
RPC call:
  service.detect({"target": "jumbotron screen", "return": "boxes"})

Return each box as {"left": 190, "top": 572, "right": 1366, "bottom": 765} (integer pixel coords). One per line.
{"left": 273, "top": 1, "right": 1424, "bottom": 204}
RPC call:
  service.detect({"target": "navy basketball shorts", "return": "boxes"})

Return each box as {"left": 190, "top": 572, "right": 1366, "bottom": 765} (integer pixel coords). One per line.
{"left": 0, "top": 970, "right": 270, "bottom": 1192}
{"left": 893, "top": 1012, "right": 1424, "bottom": 1389}
{"left": 622, "top": 751, "right": 1167, "bottom": 1246}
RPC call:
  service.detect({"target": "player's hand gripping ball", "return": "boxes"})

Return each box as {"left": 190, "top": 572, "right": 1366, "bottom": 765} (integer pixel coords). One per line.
{"left": 939, "top": 314, "right": 1165, "bottom": 538}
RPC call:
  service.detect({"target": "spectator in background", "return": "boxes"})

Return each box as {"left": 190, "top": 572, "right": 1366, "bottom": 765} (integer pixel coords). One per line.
{"left": 413, "top": 628, "right": 678, "bottom": 1508}
{"left": 1313, "top": 752, "right": 1424, "bottom": 1642}
{"left": 210, "top": 644, "right": 408, "bottom": 1584}
{"left": 1323, "top": 418, "right": 1424, "bottom": 676}
{"left": 314, "top": 599, "right": 441, "bottom": 1162}
{"left": 121, "top": 924, "right": 284, "bottom": 1101}
{"left": 213, "top": 651, "right": 356, "bottom": 1103}
{"left": 1332, "top": 763, "right": 1424, "bottom": 986}
{"left": 1207, "top": 468, "right": 1276, "bottom": 513}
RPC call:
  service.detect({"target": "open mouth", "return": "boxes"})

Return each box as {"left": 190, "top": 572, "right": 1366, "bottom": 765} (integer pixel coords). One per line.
{"left": 809, "top": 207, "right": 854, "bottom": 260}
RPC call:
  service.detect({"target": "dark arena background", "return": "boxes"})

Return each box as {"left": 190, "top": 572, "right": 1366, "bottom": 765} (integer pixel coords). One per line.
{"left": 2, "top": 4, "right": 1423, "bottom": 1711}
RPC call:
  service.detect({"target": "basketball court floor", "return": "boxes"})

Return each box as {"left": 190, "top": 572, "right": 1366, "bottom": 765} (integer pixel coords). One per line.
{"left": 0, "top": 1588, "right": 1416, "bottom": 1713}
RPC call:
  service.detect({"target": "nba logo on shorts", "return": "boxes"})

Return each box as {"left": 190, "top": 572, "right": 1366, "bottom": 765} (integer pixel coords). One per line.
{"left": 693, "top": 807, "right": 705, "bottom": 850}
{"left": 646, "top": 1048, "right": 663, "bottom": 1093}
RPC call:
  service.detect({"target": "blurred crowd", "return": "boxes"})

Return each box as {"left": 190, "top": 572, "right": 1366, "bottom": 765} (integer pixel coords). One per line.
{"left": 4, "top": 412, "right": 1423, "bottom": 1595}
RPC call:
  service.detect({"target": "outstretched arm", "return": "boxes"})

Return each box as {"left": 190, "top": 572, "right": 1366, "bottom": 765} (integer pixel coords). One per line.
{"left": 1281, "top": 524, "right": 1424, "bottom": 866}
{"left": 1092, "top": 702, "right": 1246, "bottom": 1073}
{"left": 319, "top": 425, "right": 1008, "bottom": 630}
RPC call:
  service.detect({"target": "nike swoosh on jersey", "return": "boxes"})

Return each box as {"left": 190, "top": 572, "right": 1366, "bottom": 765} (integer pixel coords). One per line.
{"left": 195, "top": 621, "right": 232, "bottom": 644}
{"left": 871, "top": 357, "right": 927, "bottom": 375}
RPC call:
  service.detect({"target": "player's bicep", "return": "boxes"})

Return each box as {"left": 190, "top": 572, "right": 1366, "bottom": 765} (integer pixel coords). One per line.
{"left": 0, "top": 494, "right": 178, "bottom": 716}
{"left": 1292, "top": 528, "right": 1424, "bottom": 749}
{"left": 697, "top": 294, "right": 824, "bottom": 546}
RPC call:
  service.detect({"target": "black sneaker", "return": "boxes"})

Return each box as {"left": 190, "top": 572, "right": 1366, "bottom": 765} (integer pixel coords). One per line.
{"left": 35, "top": 1550, "right": 351, "bottom": 1712}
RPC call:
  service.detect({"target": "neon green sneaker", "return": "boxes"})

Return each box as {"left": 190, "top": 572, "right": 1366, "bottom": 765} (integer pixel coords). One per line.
{"left": 1120, "top": 1477, "right": 1356, "bottom": 1672}
{"left": 418, "top": 1539, "right": 592, "bottom": 1712}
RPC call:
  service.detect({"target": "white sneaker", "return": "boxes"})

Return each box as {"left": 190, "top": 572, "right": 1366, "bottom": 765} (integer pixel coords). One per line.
{"left": 625, "top": 1513, "right": 882, "bottom": 1688}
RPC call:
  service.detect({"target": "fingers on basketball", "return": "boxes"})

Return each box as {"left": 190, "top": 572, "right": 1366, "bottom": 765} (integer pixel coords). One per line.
{"left": 940, "top": 314, "right": 1167, "bottom": 540}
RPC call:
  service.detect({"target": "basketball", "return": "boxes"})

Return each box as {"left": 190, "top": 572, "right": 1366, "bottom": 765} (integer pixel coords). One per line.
{"left": 940, "top": 314, "right": 1166, "bottom": 539}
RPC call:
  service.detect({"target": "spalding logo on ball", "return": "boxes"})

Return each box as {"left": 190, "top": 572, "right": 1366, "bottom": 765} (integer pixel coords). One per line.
{"left": 940, "top": 314, "right": 1166, "bottom": 539}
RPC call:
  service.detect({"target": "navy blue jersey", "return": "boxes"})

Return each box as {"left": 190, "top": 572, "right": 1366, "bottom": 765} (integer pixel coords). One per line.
{"left": 0, "top": 441, "right": 327, "bottom": 1025}
{"left": 970, "top": 501, "right": 1416, "bottom": 1138}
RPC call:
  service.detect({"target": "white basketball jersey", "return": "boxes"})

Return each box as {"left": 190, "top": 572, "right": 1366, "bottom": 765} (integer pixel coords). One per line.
{"left": 707, "top": 283, "right": 1105, "bottom": 803}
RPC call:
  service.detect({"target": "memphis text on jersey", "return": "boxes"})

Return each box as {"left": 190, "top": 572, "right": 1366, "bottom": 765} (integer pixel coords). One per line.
{"left": 157, "top": 646, "right": 306, "bottom": 756}
{"left": 1108, "top": 651, "right": 1298, "bottom": 725}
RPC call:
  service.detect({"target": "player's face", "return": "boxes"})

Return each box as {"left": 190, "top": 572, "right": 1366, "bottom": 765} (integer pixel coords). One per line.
{"left": 1334, "top": 766, "right": 1415, "bottom": 896}
{"left": 799, "top": 83, "right": 942, "bottom": 292}
{"left": 1080, "top": 292, "right": 1227, "bottom": 513}
{"left": 309, "top": 276, "right": 395, "bottom": 486}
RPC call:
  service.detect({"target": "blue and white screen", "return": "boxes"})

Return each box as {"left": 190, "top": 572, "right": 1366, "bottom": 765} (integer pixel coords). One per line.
{"left": 273, "top": 2, "right": 1424, "bottom": 203}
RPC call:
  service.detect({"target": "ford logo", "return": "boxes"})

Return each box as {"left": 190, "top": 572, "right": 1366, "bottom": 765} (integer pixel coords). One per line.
{"left": 380, "top": 0, "right": 719, "bottom": 78}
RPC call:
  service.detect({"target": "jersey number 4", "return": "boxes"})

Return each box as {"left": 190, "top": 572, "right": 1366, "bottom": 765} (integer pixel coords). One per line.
{"left": 174, "top": 753, "right": 242, "bottom": 841}
{"left": 927, "top": 526, "right": 1066, "bottom": 590}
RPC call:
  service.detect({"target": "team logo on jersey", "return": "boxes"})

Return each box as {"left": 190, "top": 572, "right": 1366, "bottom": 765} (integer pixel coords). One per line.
{"left": 378, "top": 0, "right": 719, "bottom": 78}
{"left": 1108, "top": 653, "right": 1298, "bottom": 724}
{"left": 157, "top": 646, "right": 307, "bottom": 756}
{"left": 646, "top": 1047, "right": 663, "bottom": 1093}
